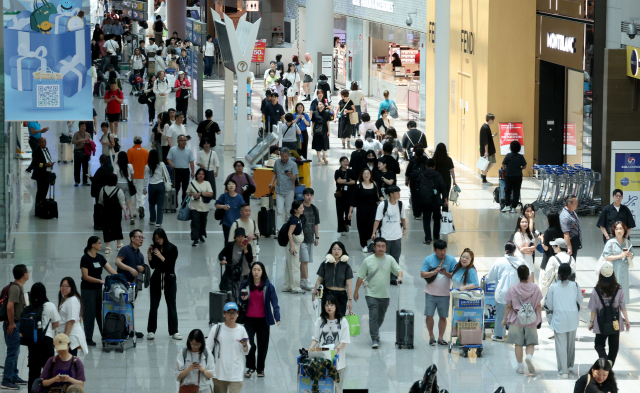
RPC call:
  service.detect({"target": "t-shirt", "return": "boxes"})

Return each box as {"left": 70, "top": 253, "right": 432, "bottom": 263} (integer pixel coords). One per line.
{"left": 42, "top": 302, "right": 60, "bottom": 339}
{"left": 187, "top": 180, "right": 213, "bottom": 212}
{"left": 205, "top": 323, "right": 250, "bottom": 382}
{"left": 80, "top": 253, "right": 108, "bottom": 290}
{"left": 420, "top": 254, "right": 457, "bottom": 296}
{"left": 279, "top": 122, "right": 300, "bottom": 143}
{"left": 302, "top": 204, "right": 320, "bottom": 243}
{"left": 167, "top": 124, "right": 187, "bottom": 145}
{"left": 502, "top": 152, "right": 527, "bottom": 177}
{"left": 105, "top": 89, "right": 123, "bottom": 114}
{"left": 451, "top": 267, "right": 480, "bottom": 289}
{"left": 215, "top": 193, "right": 246, "bottom": 227}
{"left": 317, "top": 262, "right": 353, "bottom": 289}
{"left": 7, "top": 283, "right": 25, "bottom": 322}
{"left": 588, "top": 287, "right": 627, "bottom": 334}
{"left": 196, "top": 150, "right": 219, "bottom": 171}
{"left": 27, "top": 121, "right": 42, "bottom": 139}
{"left": 356, "top": 254, "right": 401, "bottom": 299}
{"left": 374, "top": 200, "right": 406, "bottom": 241}
{"left": 479, "top": 123, "right": 496, "bottom": 156}
{"left": 40, "top": 356, "right": 86, "bottom": 388}
{"left": 312, "top": 317, "right": 351, "bottom": 370}
{"left": 167, "top": 146, "right": 195, "bottom": 168}
{"left": 377, "top": 170, "right": 397, "bottom": 194}
{"left": 197, "top": 120, "right": 221, "bottom": 148}
{"left": 288, "top": 216, "right": 303, "bottom": 236}
{"left": 294, "top": 113, "right": 310, "bottom": 132}
{"left": 116, "top": 245, "right": 145, "bottom": 282}
{"left": 229, "top": 219, "right": 260, "bottom": 257}
{"left": 262, "top": 102, "right": 285, "bottom": 130}
{"left": 435, "top": 156, "right": 454, "bottom": 186}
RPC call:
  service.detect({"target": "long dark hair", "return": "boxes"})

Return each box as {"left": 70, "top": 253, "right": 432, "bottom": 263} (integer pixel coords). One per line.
{"left": 546, "top": 211, "right": 561, "bottom": 231}
{"left": 326, "top": 241, "right": 349, "bottom": 258}
{"left": 588, "top": 358, "right": 617, "bottom": 389}
{"left": 432, "top": 143, "right": 449, "bottom": 169}
{"left": 30, "top": 282, "right": 49, "bottom": 309}
{"left": 117, "top": 151, "right": 130, "bottom": 179}
{"left": 365, "top": 149, "right": 378, "bottom": 167}
{"left": 160, "top": 111, "right": 172, "bottom": 129}
{"left": 595, "top": 274, "right": 620, "bottom": 298}
{"left": 290, "top": 200, "right": 303, "bottom": 215}
{"left": 452, "top": 248, "right": 475, "bottom": 285}
{"left": 84, "top": 236, "right": 101, "bottom": 254}
{"left": 248, "top": 261, "right": 268, "bottom": 292}
{"left": 413, "top": 146, "right": 427, "bottom": 165}
{"left": 320, "top": 294, "right": 344, "bottom": 324}
{"left": 148, "top": 149, "right": 159, "bottom": 176}
{"left": 187, "top": 329, "right": 206, "bottom": 354}
{"left": 58, "top": 277, "right": 83, "bottom": 313}
{"left": 514, "top": 216, "right": 533, "bottom": 240}
{"left": 152, "top": 228, "right": 171, "bottom": 251}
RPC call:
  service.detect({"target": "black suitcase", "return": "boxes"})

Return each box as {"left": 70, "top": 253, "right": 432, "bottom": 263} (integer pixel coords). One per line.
{"left": 257, "top": 193, "right": 276, "bottom": 237}
{"left": 395, "top": 285, "right": 414, "bottom": 349}
{"left": 93, "top": 203, "right": 103, "bottom": 230}
{"left": 209, "top": 291, "right": 229, "bottom": 325}
{"left": 36, "top": 184, "right": 58, "bottom": 219}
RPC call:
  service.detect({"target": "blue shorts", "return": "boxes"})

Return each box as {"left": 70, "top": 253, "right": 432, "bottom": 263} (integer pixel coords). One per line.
{"left": 424, "top": 293, "right": 450, "bottom": 317}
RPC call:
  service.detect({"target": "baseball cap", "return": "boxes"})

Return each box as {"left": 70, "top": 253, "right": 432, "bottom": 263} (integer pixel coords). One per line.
{"left": 54, "top": 333, "right": 70, "bottom": 351}
{"left": 177, "top": 70, "right": 185, "bottom": 75}
{"left": 223, "top": 302, "right": 239, "bottom": 312}
{"left": 600, "top": 262, "right": 615, "bottom": 282}
{"left": 549, "top": 238, "right": 568, "bottom": 248}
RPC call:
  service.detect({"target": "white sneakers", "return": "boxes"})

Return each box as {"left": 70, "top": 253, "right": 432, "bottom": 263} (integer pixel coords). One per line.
{"left": 172, "top": 333, "right": 183, "bottom": 340}
{"left": 501, "top": 206, "right": 511, "bottom": 212}
{"left": 525, "top": 355, "right": 535, "bottom": 374}
{"left": 362, "top": 246, "right": 369, "bottom": 253}
{"left": 147, "top": 332, "right": 155, "bottom": 340}
{"left": 301, "top": 279, "right": 313, "bottom": 291}
{"left": 557, "top": 372, "right": 569, "bottom": 379}
{"left": 516, "top": 364, "right": 524, "bottom": 374}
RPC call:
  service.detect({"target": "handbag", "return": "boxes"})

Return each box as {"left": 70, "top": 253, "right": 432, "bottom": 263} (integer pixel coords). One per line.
{"left": 425, "top": 259, "right": 444, "bottom": 284}
{"left": 345, "top": 312, "right": 360, "bottom": 336}
{"left": 177, "top": 196, "right": 192, "bottom": 221}
{"left": 178, "top": 370, "right": 199, "bottom": 393}
{"left": 30, "top": 0, "right": 58, "bottom": 33}
{"left": 162, "top": 166, "right": 171, "bottom": 192}
{"left": 137, "top": 93, "right": 148, "bottom": 105}
{"left": 440, "top": 210, "right": 455, "bottom": 235}
{"left": 127, "top": 178, "right": 137, "bottom": 196}
{"left": 190, "top": 182, "right": 212, "bottom": 203}
{"left": 347, "top": 100, "right": 358, "bottom": 124}
{"left": 475, "top": 156, "right": 490, "bottom": 171}
{"left": 449, "top": 185, "right": 461, "bottom": 205}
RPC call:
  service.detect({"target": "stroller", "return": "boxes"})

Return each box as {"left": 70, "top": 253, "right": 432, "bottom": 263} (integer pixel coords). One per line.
{"left": 128, "top": 71, "right": 144, "bottom": 96}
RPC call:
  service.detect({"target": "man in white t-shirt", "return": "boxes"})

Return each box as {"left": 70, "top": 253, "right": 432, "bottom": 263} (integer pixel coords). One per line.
{"left": 371, "top": 185, "right": 406, "bottom": 285}
{"left": 167, "top": 112, "right": 187, "bottom": 148}
{"left": 206, "top": 303, "right": 250, "bottom": 393}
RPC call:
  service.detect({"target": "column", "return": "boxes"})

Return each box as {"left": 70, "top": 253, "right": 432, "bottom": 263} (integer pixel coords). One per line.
{"left": 434, "top": 0, "right": 450, "bottom": 147}
{"left": 166, "top": 0, "right": 186, "bottom": 41}
{"left": 148, "top": 0, "right": 154, "bottom": 24}
{"left": 306, "top": 0, "right": 334, "bottom": 87}
{"left": 223, "top": 70, "right": 235, "bottom": 151}
{"left": 419, "top": 33, "right": 427, "bottom": 122}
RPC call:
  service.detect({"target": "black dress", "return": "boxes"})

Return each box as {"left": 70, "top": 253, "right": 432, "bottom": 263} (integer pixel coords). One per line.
{"left": 334, "top": 168, "right": 355, "bottom": 233}
{"left": 311, "top": 110, "right": 330, "bottom": 151}
{"left": 337, "top": 99, "right": 355, "bottom": 139}
{"left": 350, "top": 183, "right": 381, "bottom": 248}
{"left": 435, "top": 156, "right": 454, "bottom": 199}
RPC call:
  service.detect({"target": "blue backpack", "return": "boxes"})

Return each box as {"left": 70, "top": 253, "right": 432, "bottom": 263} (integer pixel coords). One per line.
{"left": 19, "top": 304, "right": 49, "bottom": 346}
{"left": 104, "top": 273, "right": 128, "bottom": 291}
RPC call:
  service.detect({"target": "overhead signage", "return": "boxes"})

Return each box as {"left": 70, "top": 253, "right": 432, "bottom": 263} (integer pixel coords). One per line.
{"left": 546, "top": 33, "right": 576, "bottom": 53}
{"left": 186, "top": 18, "right": 207, "bottom": 46}
{"left": 351, "top": 0, "right": 394, "bottom": 13}
{"left": 244, "top": 1, "right": 259, "bottom": 11}
{"left": 627, "top": 45, "right": 640, "bottom": 79}
{"left": 499, "top": 122, "right": 525, "bottom": 155}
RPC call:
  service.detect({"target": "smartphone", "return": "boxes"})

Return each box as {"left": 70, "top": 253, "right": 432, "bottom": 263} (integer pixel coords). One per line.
{"left": 242, "top": 239, "right": 249, "bottom": 246}
{"left": 192, "top": 362, "right": 199, "bottom": 365}
{"left": 284, "top": 170, "right": 290, "bottom": 174}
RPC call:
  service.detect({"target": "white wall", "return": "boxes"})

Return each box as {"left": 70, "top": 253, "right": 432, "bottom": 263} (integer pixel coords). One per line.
{"left": 608, "top": 0, "right": 640, "bottom": 48}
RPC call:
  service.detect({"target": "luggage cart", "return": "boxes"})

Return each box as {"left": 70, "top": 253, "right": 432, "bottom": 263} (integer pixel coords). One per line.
{"left": 102, "top": 283, "right": 137, "bottom": 352}
{"left": 481, "top": 278, "right": 496, "bottom": 338}
{"left": 297, "top": 354, "right": 339, "bottom": 393}
{"left": 448, "top": 288, "right": 484, "bottom": 358}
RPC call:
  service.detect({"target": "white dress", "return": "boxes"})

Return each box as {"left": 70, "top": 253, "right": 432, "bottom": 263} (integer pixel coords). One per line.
{"left": 56, "top": 296, "right": 89, "bottom": 355}
{"left": 513, "top": 231, "right": 535, "bottom": 275}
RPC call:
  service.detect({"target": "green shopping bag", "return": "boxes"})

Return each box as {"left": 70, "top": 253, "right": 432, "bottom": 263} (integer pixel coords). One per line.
{"left": 345, "top": 313, "right": 360, "bottom": 336}
{"left": 30, "top": 0, "right": 58, "bottom": 33}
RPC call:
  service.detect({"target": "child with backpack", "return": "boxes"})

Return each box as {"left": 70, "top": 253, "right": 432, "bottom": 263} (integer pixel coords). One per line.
{"left": 502, "top": 265, "right": 543, "bottom": 376}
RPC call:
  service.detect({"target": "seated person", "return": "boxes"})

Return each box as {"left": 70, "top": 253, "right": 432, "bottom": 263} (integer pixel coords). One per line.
{"left": 39, "top": 334, "right": 86, "bottom": 392}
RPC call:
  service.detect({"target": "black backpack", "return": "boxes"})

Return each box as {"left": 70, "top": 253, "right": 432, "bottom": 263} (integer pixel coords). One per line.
{"left": 103, "top": 312, "right": 128, "bottom": 340}
{"left": 278, "top": 222, "right": 290, "bottom": 247}
{"left": 19, "top": 304, "right": 50, "bottom": 346}
{"left": 0, "top": 282, "right": 22, "bottom": 322}
{"left": 417, "top": 172, "right": 437, "bottom": 206}
{"left": 154, "top": 20, "right": 163, "bottom": 32}
{"left": 595, "top": 287, "right": 620, "bottom": 335}
{"left": 378, "top": 200, "right": 403, "bottom": 235}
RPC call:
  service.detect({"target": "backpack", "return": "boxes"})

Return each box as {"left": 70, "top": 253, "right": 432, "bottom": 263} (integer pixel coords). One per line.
{"left": 595, "top": 287, "right": 620, "bottom": 335}
{"left": 154, "top": 20, "right": 163, "bottom": 32}
{"left": 0, "top": 282, "right": 22, "bottom": 322}
{"left": 278, "top": 222, "right": 291, "bottom": 247}
{"left": 417, "top": 172, "right": 437, "bottom": 206}
{"left": 104, "top": 273, "right": 128, "bottom": 291}
{"left": 19, "top": 303, "right": 50, "bottom": 346}
{"left": 388, "top": 101, "right": 399, "bottom": 119}
{"left": 103, "top": 312, "right": 128, "bottom": 340}
{"left": 181, "top": 346, "right": 210, "bottom": 365}
{"left": 515, "top": 292, "right": 537, "bottom": 326}
{"left": 378, "top": 200, "right": 403, "bottom": 235}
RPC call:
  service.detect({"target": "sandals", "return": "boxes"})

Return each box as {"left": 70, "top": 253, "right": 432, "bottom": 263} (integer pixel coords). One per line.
{"left": 245, "top": 369, "right": 255, "bottom": 378}
{"left": 323, "top": 158, "right": 329, "bottom": 164}
{"left": 318, "top": 161, "right": 322, "bottom": 166}
{"left": 105, "top": 247, "right": 112, "bottom": 254}
{"left": 438, "top": 339, "right": 448, "bottom": 346}
{"left": 257, "top": 371, "right": 265, "bottom": 378}
{"left": 429, "top": 338, "right": 436, "bottom": 346}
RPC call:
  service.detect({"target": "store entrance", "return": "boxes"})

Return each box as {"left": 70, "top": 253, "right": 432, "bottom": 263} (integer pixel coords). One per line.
{"left": 538, "top": 60, "right": 566, "bottom": 165}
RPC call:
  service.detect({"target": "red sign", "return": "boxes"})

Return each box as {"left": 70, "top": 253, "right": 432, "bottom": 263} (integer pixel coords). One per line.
{"left": 499, "top": 122, "right": 524, "bottom": 155}
{"left": 564, "top": 123, "right": 576, "bottom": 155}
{"left": 251, "top": 39, "right": 267, "bottom": 63}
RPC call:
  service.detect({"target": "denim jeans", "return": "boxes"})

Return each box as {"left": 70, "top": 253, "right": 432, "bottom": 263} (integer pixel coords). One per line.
{"left": 3, "top": 321, "right": 20, "bottom": 384}
{"left": 148, "top": 183, "right": 165, "bottom": 224}
{"left": 494, "top": 302, "right": 507, "bottom": 337}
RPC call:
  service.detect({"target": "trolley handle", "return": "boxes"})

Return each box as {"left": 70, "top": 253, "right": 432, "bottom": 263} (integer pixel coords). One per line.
{"left": 450, "top": 287, "right": 483, "bottom": 292}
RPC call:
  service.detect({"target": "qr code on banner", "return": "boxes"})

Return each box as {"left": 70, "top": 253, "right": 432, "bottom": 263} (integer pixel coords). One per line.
{"left": 36, "top": 85, "right": 61, "bottom": 108}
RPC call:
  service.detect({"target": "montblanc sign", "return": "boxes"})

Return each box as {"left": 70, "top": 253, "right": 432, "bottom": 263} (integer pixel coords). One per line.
{"left": 546, "top": 33, "right": 576, "bottom": 53}
{"left": 352, "top": 0, "right": 394, "bottom": 13}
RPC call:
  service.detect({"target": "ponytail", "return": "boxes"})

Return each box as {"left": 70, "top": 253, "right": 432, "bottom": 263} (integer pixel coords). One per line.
{"left": 85, "top": 236, "right": 101, "bottom": 254}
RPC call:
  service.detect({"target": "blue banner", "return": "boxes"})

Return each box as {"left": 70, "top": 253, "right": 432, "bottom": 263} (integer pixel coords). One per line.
{"left": 4, "top": 0, "right": 92, "bottom": 121}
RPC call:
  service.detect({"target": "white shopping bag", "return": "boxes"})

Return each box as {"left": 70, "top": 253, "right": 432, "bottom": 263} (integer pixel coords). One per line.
{"left": 440, "top": 210, "right": 455, "bottom": 235}
{"left": 475, "top": 156, "right": 490, "bottom": 171}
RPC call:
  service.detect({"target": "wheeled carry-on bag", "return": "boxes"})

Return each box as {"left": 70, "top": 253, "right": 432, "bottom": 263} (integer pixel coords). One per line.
{"left": 163, "top": 166, "right": 178, "bottom": 213}
{"left": 120, "top": 103, "right": 128, "bottom": 121}
{"left": 58, "top": 143, "right": 73, "bottom": 163}
{"left": 36, "top": 184, "right": 58, "bottom": 219}
{"left": 209, "top": 291, "right": 229, "bottom": 325}
{"left": 258, "top": 192, "right": 276, "bottom": 237}
{"left": 395, "top": 283, "right": 414, "bottom": 349}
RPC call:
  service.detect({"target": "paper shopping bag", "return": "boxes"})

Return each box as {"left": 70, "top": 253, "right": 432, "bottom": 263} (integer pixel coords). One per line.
{"left": 440, "top": 210, "right": 456, "bottom": 235}
{"left": 475, "top": 156, "right": 490, "bottom": 171}
{"left": 309, "top": 347, "right": 335, "bottom": 362}
{"left": 345, "top": 313, "right": 360, "bottom": 336}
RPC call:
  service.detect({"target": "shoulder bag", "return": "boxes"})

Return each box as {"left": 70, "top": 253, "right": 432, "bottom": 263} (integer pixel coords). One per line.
{"left": 127, "top": 177, "right": 137, "bottom": 197}
{"left": 190, "top": 182, "right": 212, "bottom": 203}
{"left": 363, "top": 257, "right": 385, "bottom": 287}
{"left": 214, "top": 193, "right": 226, "bottom": 222}
{"left": 243, "top": 173, "right": 256, "bottom": 195}
{"left": 162, "top": 166, "right": 171, "bottom": 191}
{"left": 425, "top": 258, "right": 444, "bottom": 284}
{"left": 347, "top": 100, "right": 359, "bottom": 125}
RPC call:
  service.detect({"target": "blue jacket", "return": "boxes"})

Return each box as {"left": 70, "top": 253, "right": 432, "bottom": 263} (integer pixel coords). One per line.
{"left": 238, "top": 279, "right": 281, "bottom": 326}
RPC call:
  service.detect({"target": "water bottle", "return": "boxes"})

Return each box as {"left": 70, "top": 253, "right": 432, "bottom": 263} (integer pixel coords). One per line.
{"left": 37, "top": 321, "right": 42, "bottom": 329}
{"left": 255, "top": 244, "right": 260, "bottom": 255}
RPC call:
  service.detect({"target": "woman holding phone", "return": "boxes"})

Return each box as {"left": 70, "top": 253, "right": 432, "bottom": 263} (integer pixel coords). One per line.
{"left": 602, "top": 221, "right": 633, "bottom": 301}
{"left": 219, "top": 228, "right": 254, "bottom": 295}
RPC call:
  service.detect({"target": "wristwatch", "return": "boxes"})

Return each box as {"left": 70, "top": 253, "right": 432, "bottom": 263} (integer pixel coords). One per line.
{"left": 315, "top": 236, "right": 320, "bottom": 239}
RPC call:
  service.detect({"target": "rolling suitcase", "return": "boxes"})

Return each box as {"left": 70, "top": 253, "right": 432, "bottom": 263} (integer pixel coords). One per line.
{"left": 257, "top": 192, "right": 276, "bottom": 237}
{"left": 163, "top": 168, "right": 178, "bottom": 213}
{"left": 209, "top": 291, "right": 229, "bottom": 325}
{"left": 395, "top": 284, "right": 414, "bottom": 349}
{"left": 120, "top": 103, "right": 128, "bottom": 122}
{"left": 58, "top": 143, "right": 73, "bottom": 163}
{"left": 36, "top": 184, "right": 58, "bottom": 219}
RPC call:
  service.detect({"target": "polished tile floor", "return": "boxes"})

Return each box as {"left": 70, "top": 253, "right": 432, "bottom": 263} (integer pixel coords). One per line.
{"left": 3, "top": 80, "right": 639, "bottom": 393}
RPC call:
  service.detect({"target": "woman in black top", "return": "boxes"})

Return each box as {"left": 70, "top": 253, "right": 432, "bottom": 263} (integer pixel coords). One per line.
{"left": 311, "top": 242, "right": 354, "bottom": 315}
{"left": 364, "top": 149, "right": 379, "bottom": 179}
{"left": 597, "top": 188, "right": 636, "bottom": 243}
{"left": 348, "top": 168, "right": 382, "bottom": 251}
{"left": 540, "top": 211, "right": 562, "bottom": 280}
{"left": 219, "top": 227, "right": 254, "bottom": 296}
{"left": 80, "top": 236, "right": 117, "bottom": 346}
{"left": 432, "top": 143, "right": 457, "bottom": 202}
{"left": 405, "top": 146, "right": 428, "bottom": 219}
{"left": 377, "top": 158, "right": 397, "bottom": 197}
{"left": 574, "top": 358, "right": 618, "bottom": 393}
{"left": 146, "top": 228, "right": 181, "bottom": 340}
{"left": 334, "top": 157, "right": 356, "bottom": 235}
{"left": 375, "top": 109, "right": 391, "bottom": 136}
{"left": 311, "top": 101, "right": 332, "bottom": 165}
{"left": 501, "top": 141, "right": 527, "bottom": 213}
{"left": 144, "top": 74, "right": 157, "bottom": 126}
{"left": 335, "top": 90, "right": 356, "bottom": 149}
{"left": 391, "top": 53, "right": 402, "bottom": 70}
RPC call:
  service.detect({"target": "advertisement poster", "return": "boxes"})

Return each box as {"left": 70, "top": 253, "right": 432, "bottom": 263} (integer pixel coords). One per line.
{"left": 4, "top": 0, "right": 92, "bottom": 121}
{"left": 613, "top": 152, "right": 640, "bottom": 228}
{"left": 451, "top": 297, "right": 483, "bottom": 336}
{"left": 484, "top": 282, "right": 496, "bottom": 327}
{"left": 564, "top": 123, "right": 577, "bottom": 155}
{"left": 103, "top": 302, "right": 134, "bottom": 333}
{"left": 498, "top": 122, "right": 525, "bottom": 155}
{"left": 251, "top": 39, "right": 266, "bottom": 63}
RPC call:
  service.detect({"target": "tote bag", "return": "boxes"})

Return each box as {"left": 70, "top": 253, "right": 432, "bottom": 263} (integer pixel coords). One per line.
{"left": 440, "top": 210, "right": 456, "bottom": 235}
